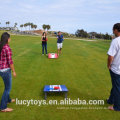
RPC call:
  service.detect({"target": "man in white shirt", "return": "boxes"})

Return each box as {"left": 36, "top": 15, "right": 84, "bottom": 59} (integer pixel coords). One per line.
{"left": 107, "top": 23, "right": 120, "bottom": 111}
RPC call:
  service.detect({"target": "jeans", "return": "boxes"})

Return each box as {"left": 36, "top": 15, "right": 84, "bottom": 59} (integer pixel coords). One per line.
{"left": 42, "top": 43, "right": 47, "bottom": 54}
{"left": 107, "top": 70, "right": 120, "bottom": 111}
{"left": 0, "top": 69, "right": 12, "bottom": 110}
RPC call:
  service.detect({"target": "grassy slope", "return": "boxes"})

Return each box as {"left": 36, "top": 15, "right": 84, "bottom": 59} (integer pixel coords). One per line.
{"left": 0, "top": 32, "right": 119, "bottom": 120}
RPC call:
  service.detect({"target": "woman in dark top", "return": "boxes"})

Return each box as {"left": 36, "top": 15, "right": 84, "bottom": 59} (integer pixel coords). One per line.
{"left": 41, "top": 32, "right": 48, "bottom": 55}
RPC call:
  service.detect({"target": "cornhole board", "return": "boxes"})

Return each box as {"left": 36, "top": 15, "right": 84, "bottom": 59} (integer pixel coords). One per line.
{"left": 43, "top": 85, "right": 68, "bottom": 100}
{"left": 48, "top": 53, "right": 58, "bottom": 59}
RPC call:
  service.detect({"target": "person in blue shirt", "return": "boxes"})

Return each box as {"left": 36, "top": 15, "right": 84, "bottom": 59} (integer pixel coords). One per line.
{"left": 57, "top": 31, "right": 64, "bottom": 56}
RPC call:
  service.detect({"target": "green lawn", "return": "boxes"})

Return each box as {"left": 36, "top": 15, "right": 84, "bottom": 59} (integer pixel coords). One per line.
{"left": 0, "top": 32, "right": 119, "bottom": 120}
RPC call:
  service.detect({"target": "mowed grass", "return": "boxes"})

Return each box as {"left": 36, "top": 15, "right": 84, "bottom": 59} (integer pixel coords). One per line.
{"left": 0, "top": 32, "right": 120, "bottom": 120}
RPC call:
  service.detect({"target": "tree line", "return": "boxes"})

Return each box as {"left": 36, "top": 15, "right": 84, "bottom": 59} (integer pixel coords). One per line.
{"left": 0, "top": 21, "right": 51, "bottom": 31}
{"left": 20, "top": 24, "right": 51, "bottom": 31}
{"left": 75, "top": 29, "right": 112, "bottom": 40}
{"left": 20, "top": 22, "right": 37, "bottom": 31}
{"left": 0, "top": 21, "right": 17, "bottom": 27}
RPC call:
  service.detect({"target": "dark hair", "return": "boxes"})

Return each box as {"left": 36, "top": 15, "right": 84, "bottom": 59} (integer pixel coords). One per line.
{"left": 42, "top": 32, "right": 46, "bottom": 37}
{"left": 58, "top": 31, "right": 61, "bottom": 34}
{"left": 0, "top": 32, "right": 10, "bottom": 53}
{"left": 113, "top": 23, "right": 120, "bottom": 32}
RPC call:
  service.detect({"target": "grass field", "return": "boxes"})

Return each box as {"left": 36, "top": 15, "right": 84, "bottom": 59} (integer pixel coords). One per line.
{"left": 0, "top": 32, "right": 120, "bottom": 120}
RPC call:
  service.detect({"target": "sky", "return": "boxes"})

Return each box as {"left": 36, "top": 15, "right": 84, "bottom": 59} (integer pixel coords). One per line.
{"left": 0, "top": 0, "right": 120, "bottom": 34}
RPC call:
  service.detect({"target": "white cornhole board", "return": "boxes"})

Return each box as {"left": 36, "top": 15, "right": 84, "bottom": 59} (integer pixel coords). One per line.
{"left": 48, "top": 53, "right": 58, "bottom": 59}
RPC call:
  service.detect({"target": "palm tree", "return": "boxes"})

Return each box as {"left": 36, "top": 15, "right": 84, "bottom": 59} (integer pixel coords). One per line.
{"left": 32, "top": 24, "right": 37, "bottom": 31}
{"left": 27, "top": 22, "right": 32, "bottom": 31}
{"left": 14, "top": 23, "right": 17, "bottom": 27}
{"left": 46, "top": 25, "right": 51, "bottom": 31}
{"left": 42, "top": 24, "right": 46, "bottom": 30}
{"left": 30, "top": 23, "right": 34, "bottom": 31}
{"left": 31, "top": 24, "right": 34, "bottom": 31}
{"left": 6, "top": 21, "right": 10, "bottom": 27}
{"left": 25, "top": 23, "right": 29, "bottom": 30}
{"left": 20, "top": 24, "right": 23, "bottom": 31}
{"left": 8, "top": 21, "right": 10, "bottom": 27}
{"left": 34, "top": 25, "right": 37, "bottom": 30}
{"left": 24, "top": 24, "right": 27, "bottom": 31}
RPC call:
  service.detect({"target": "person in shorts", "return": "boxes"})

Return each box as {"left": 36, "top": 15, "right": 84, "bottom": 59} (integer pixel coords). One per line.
{"left": 57, "top": 31, "right": 64, "bottom": 56}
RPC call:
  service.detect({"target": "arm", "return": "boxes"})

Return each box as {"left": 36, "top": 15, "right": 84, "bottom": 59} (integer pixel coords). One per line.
{"left": 62, "top": 36, "right": 64, "bottom": 41}
{"left": 41, "top": 36, "right": 43, "bottom": 41}
{"left": 54, "top": 32, "right": 57, "bottom": 37}
{"left": 57, "top": 35, "right": 59, "bottom": 39}
{"left": 10, "top": 64, "right": 16, "bottom": 77}
{"left": 6, "top": 47, "right": 16, "bottom": 77}
{"left": 107, "top": 39, "right": 118, "bottom": 70}
{"left": 107, "top": 55, "right": 114, "bottom": 69}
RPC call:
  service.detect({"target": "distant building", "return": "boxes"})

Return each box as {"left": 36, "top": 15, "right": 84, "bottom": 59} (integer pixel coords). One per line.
{"left": 0, "top": 27, "right": 18, "bottom": 31}
{"left": 89, "top": 32, "right": 97, "bottom": 39}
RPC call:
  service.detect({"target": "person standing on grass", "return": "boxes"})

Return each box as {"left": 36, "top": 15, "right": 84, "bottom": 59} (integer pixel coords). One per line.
{"left": 41, "top": 32, "right": 48, "bottom": 55}
{"left": 107, "top": 23, "right": 120, "bottom": 111}
{"left": 57, "top": 31, "right": 64, "bottom": 56}
{"left": 0, "top": 32, "right": 16, "bottom": 112}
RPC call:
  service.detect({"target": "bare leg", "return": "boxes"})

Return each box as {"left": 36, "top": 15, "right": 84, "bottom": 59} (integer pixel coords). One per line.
{"left": 8, "top": 99, "right": 15, "bottom": 104}
{"left": 60, "top": 48, "right": 62, "bottom": 54}
{"left": 57, "top": 49, "right": 60, "bottom": 56}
